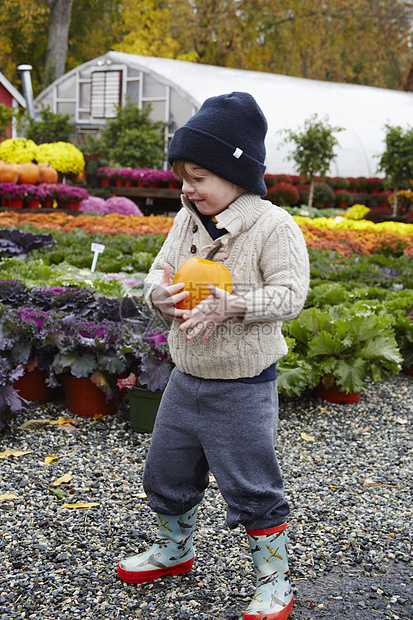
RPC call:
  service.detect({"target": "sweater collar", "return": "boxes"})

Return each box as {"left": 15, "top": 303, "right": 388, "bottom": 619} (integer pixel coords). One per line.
{"left": 181, "top": 193, "right": 269, "bottom": 237}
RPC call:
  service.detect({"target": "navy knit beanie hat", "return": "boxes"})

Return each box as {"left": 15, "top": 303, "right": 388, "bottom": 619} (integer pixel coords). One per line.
{"left": 168, "top": 91, "right": 268, "bottom": 196}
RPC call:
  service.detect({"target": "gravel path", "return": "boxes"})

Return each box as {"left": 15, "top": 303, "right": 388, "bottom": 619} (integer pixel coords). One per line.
{"left": 1, "top": 374, "right": 412, "bottom": 620}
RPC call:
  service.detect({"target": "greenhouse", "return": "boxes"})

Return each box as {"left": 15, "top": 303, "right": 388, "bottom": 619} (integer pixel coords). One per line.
{"left": 35, "top": 51, "right": 413, "bottom": 177}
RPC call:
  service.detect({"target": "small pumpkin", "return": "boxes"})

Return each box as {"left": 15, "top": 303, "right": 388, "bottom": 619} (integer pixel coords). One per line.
{"left": 18, "top": 162, "right": 40, "bottom": 184}
{"left": 172, "top": 241, "right": 232, "bottom": 311}
{"left": 38, "top": 163, "right": 59, "bottom": 184}
{"left": 0, "top": 162, "right": 19, "bottom": 183}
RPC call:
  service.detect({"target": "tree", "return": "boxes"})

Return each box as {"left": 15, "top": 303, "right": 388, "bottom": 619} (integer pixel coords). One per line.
{"left": 44, "top": 0, "right": 74, "bottom": 86}
{"left": 377, "top": 124, "right": 413, "bottom": 216}
{"left": 282, "top": 114, "right": 344, "bottom": 215}
{"left": 101, "top": 101, "right": 166, "bottom": 168}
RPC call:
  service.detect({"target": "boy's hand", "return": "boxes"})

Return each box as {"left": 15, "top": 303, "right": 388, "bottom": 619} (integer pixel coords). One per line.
{"left": 179, "top": 284, "right": 246, "bottom": 342}
{"left": 150, "top": 265, "right": 189, "bottom": 321}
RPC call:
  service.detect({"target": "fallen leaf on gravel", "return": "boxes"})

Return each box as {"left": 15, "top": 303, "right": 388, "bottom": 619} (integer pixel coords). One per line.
{"left": 396, "top": 416, "right": 407, "bottom": 425}
{"left": 363, "top": 477, "right": 401, "bottom": 488}
{"left": 0, "top": 493, "right": 18, "bottom": 500}
{"left": 56, "top": 423, "right": 78, "bottom": 432}
{"left": 53, "top": 473, "right": 73, "bottom": 486}
{"left": 136, "top": 492, "right": 148, "bottom": 499}
{"left": 0, "top": 449, "right": 33, "bottom": 459}
{"left": 61, "top": 502, "right": 99, "bottom": 509}
{"left": 50, "top": 418, "right": 77, "bottom": 425}
{"left": 45, "top": 454, "right": 59, "bottom": 464}
{"left": 49, "top": 488, "right": 65, "bottom": 499}
{"left": 18, "top": 419, "right": 53, "bottom": 430}
{"left": 300, "top": 432, "right": 315, "bottom": 442}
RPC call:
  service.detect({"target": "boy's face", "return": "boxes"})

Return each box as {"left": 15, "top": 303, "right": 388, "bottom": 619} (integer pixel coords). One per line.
{"left": 181, "top": 166, "right": 244, "bottom": 216}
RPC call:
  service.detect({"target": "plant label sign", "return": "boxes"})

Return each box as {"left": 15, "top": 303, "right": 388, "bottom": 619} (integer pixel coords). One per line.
{"left": 90, "top": 242, "right": 105, "bottom": 272}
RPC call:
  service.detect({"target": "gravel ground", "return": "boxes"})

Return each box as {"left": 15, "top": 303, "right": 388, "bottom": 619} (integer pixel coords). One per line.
{"left": 1, "top": 374, "right": 412, "bottom": 620}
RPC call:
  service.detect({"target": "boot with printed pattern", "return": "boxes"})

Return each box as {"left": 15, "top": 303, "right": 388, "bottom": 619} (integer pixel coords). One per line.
{"left": 244, "top": 522, "right": 293, "bottom": 620}
{"left": 117, "top": 505, "right": 198, "bottom": 583}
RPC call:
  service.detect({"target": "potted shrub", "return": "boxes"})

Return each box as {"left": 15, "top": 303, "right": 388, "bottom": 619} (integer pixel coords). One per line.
{"left": 334, "top": 189, "right": 352, "bottom": 209}
{"left": 0, "top": 304, "right": 59, "bottom": 403}
{"left": 312, "top": 182, "right": 335, "bottom": 208}
{"left": 117, "top": 315, "right": 174, "bottom": 432}
{"left": 51, "top": 316, "right": 133, "bottom": 416}
{"left": 267, "top": 181, "right": 300, "bottom": 207}
{"left": 282, "top": 305, "right": 402, "bottom": 403}
{"left": 54, "top": 184, "right": 89, "bottom": 210}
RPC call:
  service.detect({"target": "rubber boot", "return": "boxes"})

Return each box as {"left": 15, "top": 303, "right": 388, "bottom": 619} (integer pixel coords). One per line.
{"left": 117, "top": 505, "right": 198, "bottom": 584}
{"left": 244, "top": 522, "right": 293, "bottom": 620}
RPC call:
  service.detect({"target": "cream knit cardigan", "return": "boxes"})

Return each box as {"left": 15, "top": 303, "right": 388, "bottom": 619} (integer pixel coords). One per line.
{"left": 144, "top": 193, "right": 310, "bottom": 380}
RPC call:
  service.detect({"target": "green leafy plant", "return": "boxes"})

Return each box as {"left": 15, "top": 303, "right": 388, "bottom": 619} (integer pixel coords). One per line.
{"left": 281, "top": 306, "right": 402, "bottom": 395}
{"left": 19, "top": 104, "right": 74, "bottom": 144}
{"left": 0, "top": 104, "right": 13, "bottom": 140}
{"left": 101, "top": 101, "right": 166, "bottom": 168}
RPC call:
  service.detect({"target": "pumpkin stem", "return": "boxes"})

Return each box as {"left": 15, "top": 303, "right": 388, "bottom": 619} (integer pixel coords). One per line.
{"left": 206, "top": 241, "right": 223, "bottom": 261}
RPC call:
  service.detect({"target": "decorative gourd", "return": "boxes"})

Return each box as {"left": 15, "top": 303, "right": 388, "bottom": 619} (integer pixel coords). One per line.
{"left": 18, "top": 162, "right": 40, "bottom": 184}
{"left": 0, "top": 162, "right": 19, "bottom": 183}
{"left": 38, "top": 163, "right": 59, "bottom": 184}
{"left": 172, "top": 241, "right": 232, "bottom": 311}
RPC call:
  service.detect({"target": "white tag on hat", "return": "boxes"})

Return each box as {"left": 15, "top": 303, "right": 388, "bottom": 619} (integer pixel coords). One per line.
{"left": 233, "top": 147, "right": 243, "bottom": 159}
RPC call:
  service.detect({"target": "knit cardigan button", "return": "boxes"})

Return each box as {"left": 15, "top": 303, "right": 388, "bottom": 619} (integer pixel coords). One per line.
{"left": 192, "top": 224, "right": 198, "bottom": 233}
{"left": 190, "top": 244, "right": 197, "bottom": 253}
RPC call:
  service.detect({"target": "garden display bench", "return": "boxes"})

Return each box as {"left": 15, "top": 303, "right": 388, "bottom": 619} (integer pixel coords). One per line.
{"left": 109, "top": 186, "right": 182, "bottom": 215}
{"left": 0, "top": 208, "right": 84, "bottom": 216}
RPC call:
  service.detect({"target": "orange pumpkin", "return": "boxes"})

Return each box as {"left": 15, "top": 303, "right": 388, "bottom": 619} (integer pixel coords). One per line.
{"left": 0, "top": 162, "right": 19, "bottom": 183}
{"left": 172, "top": 241, "right": 232, "bottom": 311}
{"left": 38, "top": 163, "right": 59, "bottom": 184}
{"left": 18, "top": 162, "right": 40, "bottom": 184}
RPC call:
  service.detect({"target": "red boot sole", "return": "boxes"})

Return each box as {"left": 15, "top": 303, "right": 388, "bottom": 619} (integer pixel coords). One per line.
{"left": 243, "top": 595, "right": 294, "bottom": 620}
{"left": 117, "top": 556, "right": 194, "bottom": 583}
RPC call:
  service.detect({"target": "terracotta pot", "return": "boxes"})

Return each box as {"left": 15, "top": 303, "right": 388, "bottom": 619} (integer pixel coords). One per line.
{"left": 65, "top": 200, "right": 80, "bottom": 211}
{"left": 315, "top": 384, "right": 361, "bottom": 404}
{"left": 128, "top": 387, "right": 163, "bottom": 432}
{"left": 61, "top": 376, "right": 119, "bottom": 417}
{"left": 1, "top": 198, "right": 9, "bottom": 207}
{"left": 115, "top": 178, "right": 124, "bottom": 187}
{"left": 43, "top": 198, "right": 53, "bottom": 209}
{"left": 13, "top": 368, "right": 52, "bottom": 403}
{"left": 9, "top": 198, "right": 23, "bottom": 209}
{"left": 100, "top": 177, "right": 110, "bottom": 187}
{"left": 402, "top": 365, "right": 413, "bottom": 377}
{"left": 27, "top": 198, "right": 40, "bottom": 209}
{"left": 124, "top": 180, "right": 133, "bottom": 187}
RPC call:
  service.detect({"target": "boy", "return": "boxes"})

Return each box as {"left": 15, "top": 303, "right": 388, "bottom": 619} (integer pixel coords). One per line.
{"left": 118, "top": 92, "right": 310, "bottom": 620}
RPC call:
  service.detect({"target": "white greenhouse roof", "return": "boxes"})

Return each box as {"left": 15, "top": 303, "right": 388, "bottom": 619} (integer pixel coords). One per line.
{"left": 37, "top": 51, "right": 413, "bottom": 177}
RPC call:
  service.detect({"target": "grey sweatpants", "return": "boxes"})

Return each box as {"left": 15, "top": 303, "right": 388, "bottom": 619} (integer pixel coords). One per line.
{"left": 142, "top": 367, "right": 290, "bottom": 530}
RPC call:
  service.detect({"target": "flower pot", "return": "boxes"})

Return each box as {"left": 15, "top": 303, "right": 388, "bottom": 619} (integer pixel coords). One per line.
{"left": 65, "top": 200, "right": 80, "bottom": 211}
{"left": 13, "top": 368, "right": 52, "bottom": 403}
{"left": 61, "top": 376, "right": 119, "bottom": 417}
{"left": 124, "top": 180, "right": 133, "bottom": 187}
{"left": 128, "top": 387, "right": 163, "bottom": 432}
{"left": 9, "top": 198, "right": 23, "bottom": 209}
{"left": 402, "top": 365, "right": 413, "bottom": 377}
{"left": 315, "top": 384, "right": 361, "bottom": 404}
{"left": 27, "top": 198, "right": 40, "bottom": 209}
{"left": 43, "top": 198, "right": 53, "bottom": 209}
{"left": 115, "top": 178, "right": 124, "bottom": 187}
{"left": 100, "top": 177, "right": 110, "bottom": 187}
{"left": 1, "top": 198, "right": 10, "bottom": 207}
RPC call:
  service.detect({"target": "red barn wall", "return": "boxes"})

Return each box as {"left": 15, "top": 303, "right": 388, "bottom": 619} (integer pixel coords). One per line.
{"left": 0, "top": 83, "right": 14, "bottom": 140}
